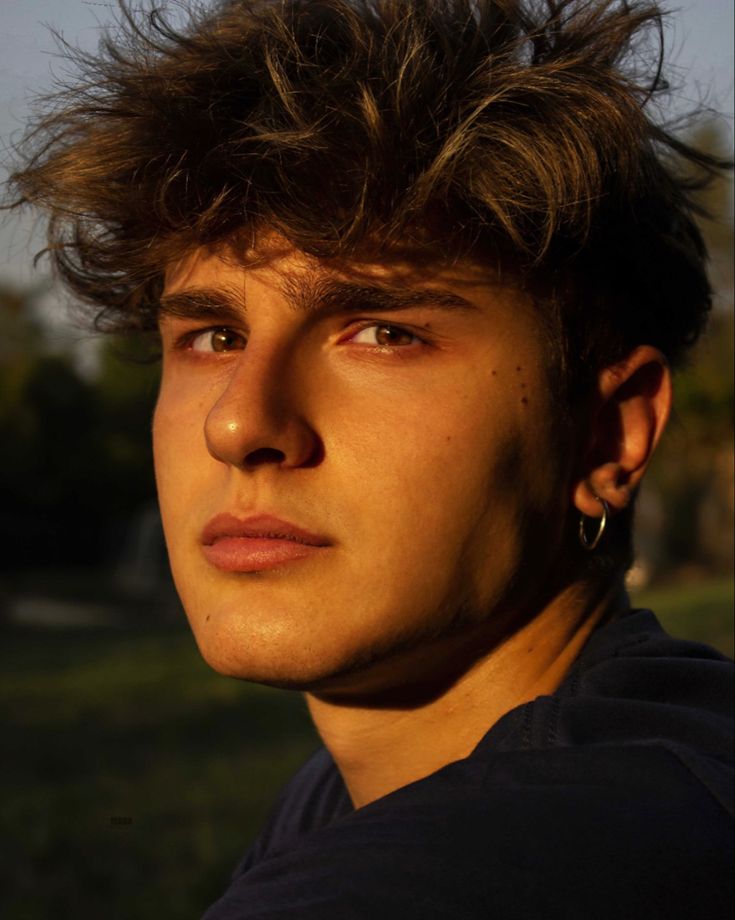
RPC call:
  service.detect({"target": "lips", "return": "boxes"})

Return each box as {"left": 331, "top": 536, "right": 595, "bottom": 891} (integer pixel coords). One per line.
{"left": 201, "top": 513, "right": 332, "bottom": 572}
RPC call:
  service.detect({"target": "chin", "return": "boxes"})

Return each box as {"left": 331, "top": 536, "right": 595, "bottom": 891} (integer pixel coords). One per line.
{"left": 186, "top": 600, "right": 473, "bottom": 703}
{"left": 183, "top": 602, "right": 355, "bottom": 689}
{"left": 174, "top": 553, "right": 487, "bottom": 694}
{"left": 181, "top": 590, "right": 439, "bottom": 695}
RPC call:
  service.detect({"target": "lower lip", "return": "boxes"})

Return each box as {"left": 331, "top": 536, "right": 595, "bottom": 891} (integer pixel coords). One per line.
{"left": 202, "top": 537, "right": 327, "bottom": 572}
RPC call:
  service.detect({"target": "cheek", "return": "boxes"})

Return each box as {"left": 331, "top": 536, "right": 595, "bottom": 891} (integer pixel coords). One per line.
{"left": 152, "top": 379, "right": 210, "bottom": 520}
{"left": 152, "top": 390, "right": 181, "bottom": 491}
{"left": 327, "top": 374, "right": 527, "bottom": 545}
{"left": 152, "top": 401, "right": 183, "bottom": 557}
{"left": 347, "top": 367, "right": 556, "bottom": 540}
{"left": 331, "top": 401, "right": 537, "bottom": 635}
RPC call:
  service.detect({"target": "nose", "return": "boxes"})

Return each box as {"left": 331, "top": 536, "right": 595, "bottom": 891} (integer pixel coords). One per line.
{"left": 203, "top": 344, "right": 322, "bottom": 470}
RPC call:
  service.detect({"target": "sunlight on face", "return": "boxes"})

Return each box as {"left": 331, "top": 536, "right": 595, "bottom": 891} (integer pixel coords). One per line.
{"left": 153, "top": 238, "right": 571, "bottom": 693}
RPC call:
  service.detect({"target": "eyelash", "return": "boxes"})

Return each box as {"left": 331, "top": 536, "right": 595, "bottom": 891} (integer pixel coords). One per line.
{"left": 179, "top": 327, "right": 246, "bottom": 353}
{"left": 342, "top": 322, "right": 425, "bottom": 349}
{"left": 175, "top": 321, "right": 427, "bottom": 353}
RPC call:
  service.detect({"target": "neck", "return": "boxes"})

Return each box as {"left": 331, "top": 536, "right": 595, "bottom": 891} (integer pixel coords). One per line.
{"left": 306, "top": 580, "right": 625, "bottom": 809}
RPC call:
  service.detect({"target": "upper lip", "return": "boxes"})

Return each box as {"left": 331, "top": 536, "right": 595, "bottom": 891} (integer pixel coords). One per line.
{"left": 201, "top": 513, "right": 332, "bottom": 547}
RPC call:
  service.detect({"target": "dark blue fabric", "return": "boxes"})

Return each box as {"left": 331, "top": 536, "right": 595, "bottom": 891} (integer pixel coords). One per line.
{"left": 203, "top": 611, "right": 734, "bottom": 919}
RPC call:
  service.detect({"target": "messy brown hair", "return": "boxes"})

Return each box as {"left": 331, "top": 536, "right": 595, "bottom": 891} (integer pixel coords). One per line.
{"left": 8, "top": 0, "right": 726, "bottom": 391}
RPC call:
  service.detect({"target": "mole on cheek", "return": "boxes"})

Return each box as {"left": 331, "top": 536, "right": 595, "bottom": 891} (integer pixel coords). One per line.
{"left": 521, "top": 396, "right": 529, "bottom": 405}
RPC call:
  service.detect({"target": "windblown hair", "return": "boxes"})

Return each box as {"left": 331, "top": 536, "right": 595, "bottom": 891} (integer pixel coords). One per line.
{"left": 7, "top": 0, "right": 727, "bottom": 399}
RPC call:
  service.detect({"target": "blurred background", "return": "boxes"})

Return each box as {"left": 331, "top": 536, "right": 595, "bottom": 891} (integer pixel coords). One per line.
{"left": 1, "top": 2, "right": 732, "bottom": 918}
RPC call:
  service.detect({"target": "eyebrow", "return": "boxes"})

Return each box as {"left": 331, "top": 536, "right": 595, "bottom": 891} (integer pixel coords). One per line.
{"left": 158, "top": 288, "right": 243, "bottom": 323}
{"left": 158, "top": 278, "right": 477, "bottom": 322}
{"left": 293, "top": 278, "right": 477, "bottom": 316}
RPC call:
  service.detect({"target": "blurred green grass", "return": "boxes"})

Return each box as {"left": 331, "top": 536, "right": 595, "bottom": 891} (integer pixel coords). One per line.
{"left": 630, "top": 576, "right": 734, "bottom": 659}
{"left": 1, "top": 626, "right": 319, "bottom": 920}
{"left": 2, "top": 577, "right": 732, "bottom": 919}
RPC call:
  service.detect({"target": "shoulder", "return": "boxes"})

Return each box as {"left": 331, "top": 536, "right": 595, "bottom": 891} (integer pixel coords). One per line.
{"left": 205, "top": 743, "right": 733, "bottom": 919}
{"left": 206, "top": 613, "right": 733, "bottom": 919}
{"left": 207, "top": 732, "right": 733, "bottom": 919}
{"left": 552, "top": 609, "right": 734, "bottom": 810}
{"left": 230, "top": 746, "right": 350, "bottom": 875}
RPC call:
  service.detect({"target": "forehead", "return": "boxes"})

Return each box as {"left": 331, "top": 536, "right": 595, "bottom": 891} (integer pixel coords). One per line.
{"left": 162, "top": 234, "right": 530, "bottom": 318}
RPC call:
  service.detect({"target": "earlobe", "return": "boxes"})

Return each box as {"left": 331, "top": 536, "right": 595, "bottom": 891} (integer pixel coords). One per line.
{"left": 573, "top": 463, "right": 630, "bottom": 518}
{"left": 572, "top": 346, "right": 672, "bottom": 519}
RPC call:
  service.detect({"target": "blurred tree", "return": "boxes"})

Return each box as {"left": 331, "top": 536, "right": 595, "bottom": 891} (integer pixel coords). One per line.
{"left": 638, "top": 119, "right": 734, "bottom": 578}
{"left": 689, "top": 122, "right": 734, "bottom": 306}
{"left": 0, "top": 284, "right": 159, "bottom": 573}
{"left": 93, "top": 334, "right": 160, "bottom": 511}
{"left": 645, "top": 310, "right": 734, "bottom": 573}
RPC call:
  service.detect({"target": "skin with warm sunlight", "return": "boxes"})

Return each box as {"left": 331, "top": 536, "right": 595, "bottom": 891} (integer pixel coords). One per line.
{"left": 154, "top": 238, "right": 564, "bottom": 681}
{"left": 153, "top": 235, "right": 671, "bottom": 806}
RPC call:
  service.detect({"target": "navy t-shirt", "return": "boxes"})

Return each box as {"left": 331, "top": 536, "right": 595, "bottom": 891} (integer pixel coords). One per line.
{"left": 203, "top": 611, "right": 734, "bottom": 918}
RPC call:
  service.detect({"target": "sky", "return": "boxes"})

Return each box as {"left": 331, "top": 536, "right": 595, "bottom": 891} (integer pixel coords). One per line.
{"left": 1, "top": 0, "right": 733, "bottom": 289}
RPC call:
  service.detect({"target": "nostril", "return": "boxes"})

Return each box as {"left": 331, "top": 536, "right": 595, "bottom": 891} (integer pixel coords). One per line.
{"left": 301, "top": 440, "right": 325, "bottom": 468}
{"left": 244, "top": 447, "right": 287, "bottom": 467}
{"left": 243, "top": 440, "right": 324, "bottom": 469}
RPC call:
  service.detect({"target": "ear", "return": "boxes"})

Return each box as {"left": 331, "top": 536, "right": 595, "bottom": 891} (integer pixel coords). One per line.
{"left": 572, "top": 346, "right": 672, "bottom": 518}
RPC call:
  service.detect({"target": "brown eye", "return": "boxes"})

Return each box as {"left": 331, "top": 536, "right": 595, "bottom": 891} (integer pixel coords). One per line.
{"left": 190, "top": 327, "right": 246, "bottom": 352}
{"left": 374, "top": 325, "right": 416, "bottom": 346}
{"left": 351, "top": 324, "right": 419, "bottom": 347}
{"left": 210, "top": 329, "right": 244, "bottom": 352}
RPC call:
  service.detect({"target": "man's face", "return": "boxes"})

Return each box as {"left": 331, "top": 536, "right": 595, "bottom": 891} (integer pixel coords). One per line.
{"left": 153, "top": 237, "right": 570, "bottom": 693}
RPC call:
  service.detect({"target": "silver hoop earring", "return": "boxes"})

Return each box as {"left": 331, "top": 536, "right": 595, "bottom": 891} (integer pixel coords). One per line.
{"left": 579, "top": 498, "right": 609, "bottom": 551}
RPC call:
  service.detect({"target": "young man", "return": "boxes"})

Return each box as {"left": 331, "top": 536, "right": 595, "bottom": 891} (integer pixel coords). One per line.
{"left": 10, "top": 1, "right": 733, "bottom": 917}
